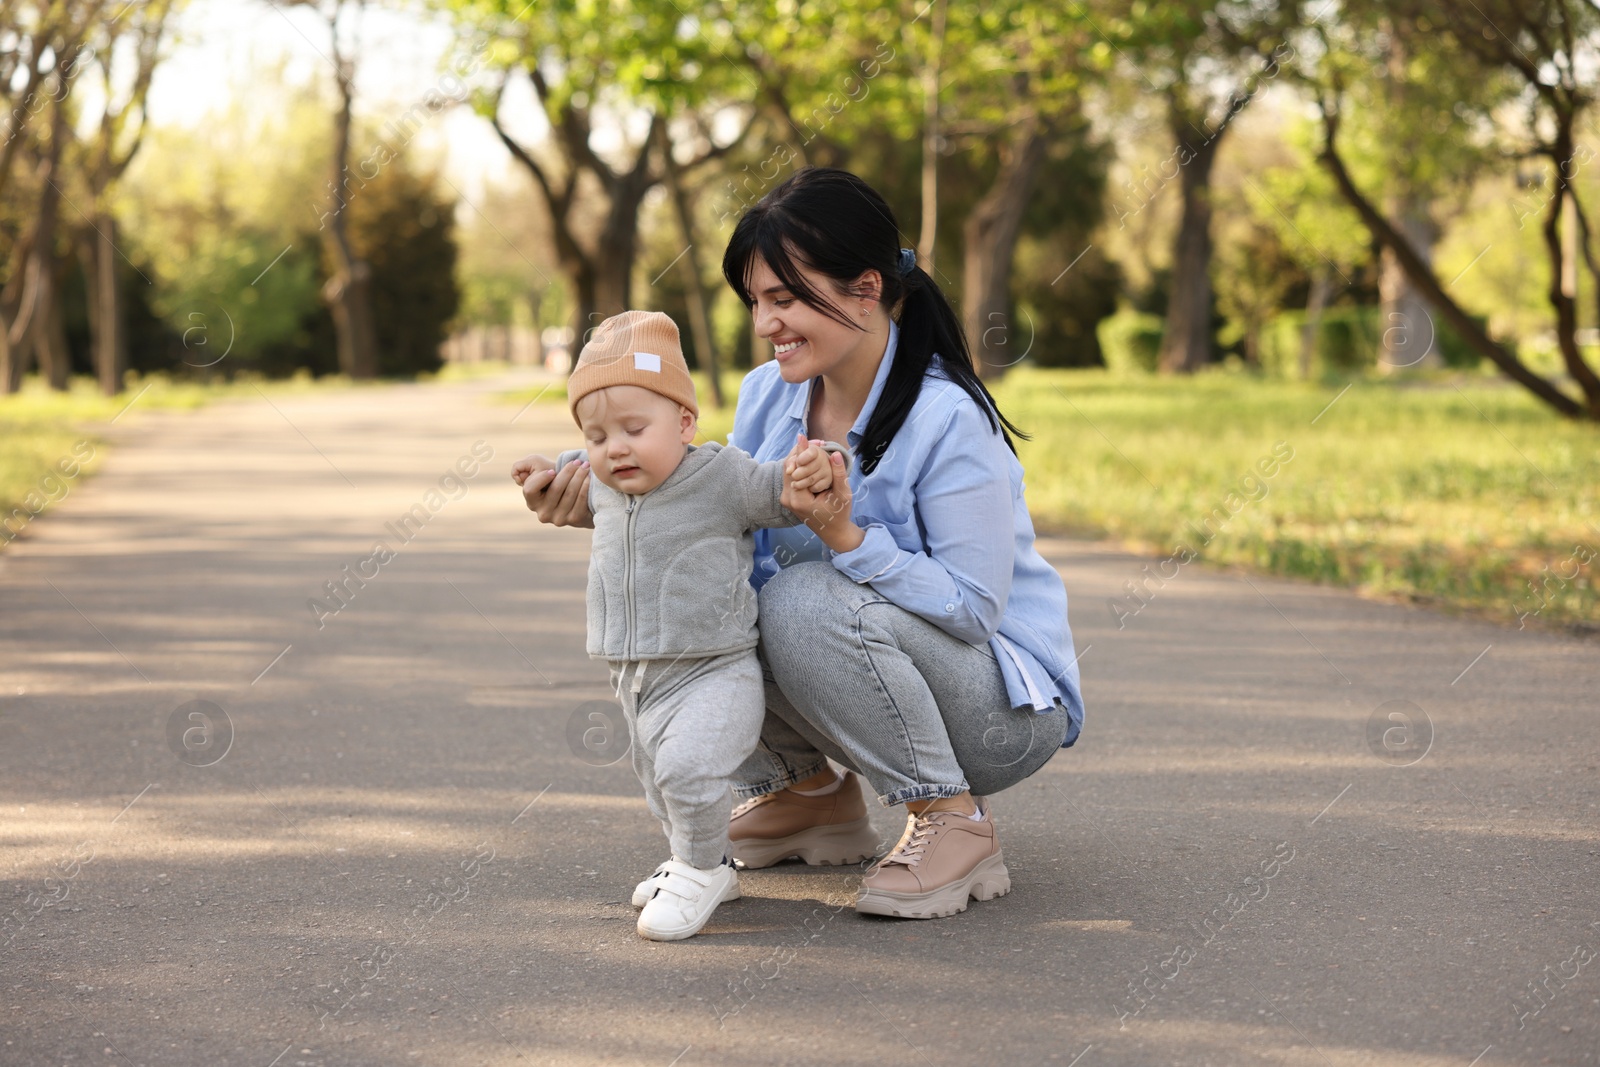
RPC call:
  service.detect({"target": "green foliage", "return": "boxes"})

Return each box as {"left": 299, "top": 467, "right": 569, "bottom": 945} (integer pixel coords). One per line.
{"left": 1244, "top": 117, "right": 1373, "bottom": 277}
{"left": 1008, "top": 116, "right": 1121, "bottom": 369}
{"left": 1256, "top": 306, "right": 1487, "bottom": 378}
{"left": 120, "top": 79, "right": 333, "bottom": 377}
{"left": 1098, "top": 308, "right": 1164, "bottom": 374}
{"left": 1013, "top": 240, "right": 1121, "bottom": 368}
{"left": 121, "top": 65, "right": 461, "bottom": 380}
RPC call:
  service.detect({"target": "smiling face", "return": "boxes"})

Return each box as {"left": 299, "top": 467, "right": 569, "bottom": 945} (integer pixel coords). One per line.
{"left": 746, "top": 255, "right": 883, "bottom": 385}
{"left": 574, "top": 385, "right": 696, "bottom": 495}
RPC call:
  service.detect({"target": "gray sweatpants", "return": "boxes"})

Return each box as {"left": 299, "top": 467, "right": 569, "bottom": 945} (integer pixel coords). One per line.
{"left": 607, "top": 648, "right": 765, "bottom": 870}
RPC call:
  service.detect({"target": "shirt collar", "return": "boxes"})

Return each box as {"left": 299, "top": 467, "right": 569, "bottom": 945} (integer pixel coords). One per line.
{"left": 782, "top": 319, "right": 900, "bottom": 448}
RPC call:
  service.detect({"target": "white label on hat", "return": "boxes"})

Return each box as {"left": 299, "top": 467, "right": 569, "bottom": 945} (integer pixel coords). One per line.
{"left": 633, "top": 352, "right": 662, "bottom": 373}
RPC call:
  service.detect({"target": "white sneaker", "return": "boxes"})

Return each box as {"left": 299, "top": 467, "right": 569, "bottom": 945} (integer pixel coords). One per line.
{"left": 631, "top": 860, "right": 672, "bottom": 908}
{"left": 635, "top": 858, "right": 740, "bottom": 941}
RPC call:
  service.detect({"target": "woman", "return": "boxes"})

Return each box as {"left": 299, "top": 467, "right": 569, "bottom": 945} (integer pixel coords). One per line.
{"left": 515, "top": 167, "right": 1083, "bottom": 920}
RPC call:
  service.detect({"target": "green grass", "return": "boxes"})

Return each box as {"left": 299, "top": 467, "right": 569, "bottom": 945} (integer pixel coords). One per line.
{"left": 992, "top": 370, "right": 1598, "bottom": 630}
{"left": 1, "top": 371, "right": 355, "bottom": 551}
{"left": 511, "top": 366, "right": 1599, "bottom": 631}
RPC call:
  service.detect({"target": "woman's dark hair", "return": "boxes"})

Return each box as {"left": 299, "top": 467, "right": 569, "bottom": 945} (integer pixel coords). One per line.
{"left": 721, "top": 166, "right": 1029, "bottom": 476}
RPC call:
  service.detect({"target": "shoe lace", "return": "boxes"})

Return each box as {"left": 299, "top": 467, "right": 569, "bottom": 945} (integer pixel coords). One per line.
{"left": 879, "top": 812, "right": 947, "bottom": 869}
{"left": 731, "top": 792, "right": 775, "bottom": 819}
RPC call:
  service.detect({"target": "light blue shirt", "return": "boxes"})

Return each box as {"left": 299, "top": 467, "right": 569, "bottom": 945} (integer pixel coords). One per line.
{"left": 727, "top": 320, "right": 1083, "bottom": 747}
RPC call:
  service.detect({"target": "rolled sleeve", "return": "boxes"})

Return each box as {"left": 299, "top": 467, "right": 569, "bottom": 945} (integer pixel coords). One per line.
{"left": 829, "top": 400, "right": 1014, "bottom": 645}
{"left": 830, "top": 522, "right": 907, "bottom": 583}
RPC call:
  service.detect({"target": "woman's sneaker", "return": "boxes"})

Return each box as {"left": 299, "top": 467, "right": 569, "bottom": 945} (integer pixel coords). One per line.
{"left": 635, "top": 858, "right": 741, "bottom": 941}
{"left": 854, "top": 797, "right": 1010, "bottom": 918}
{"left": 729, "top": 770, "right": 881, "bottom": 869}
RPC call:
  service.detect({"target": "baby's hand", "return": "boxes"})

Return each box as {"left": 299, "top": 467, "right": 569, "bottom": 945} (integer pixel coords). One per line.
{"left": 784, "top": 433, "right": 834, "bottom": 494}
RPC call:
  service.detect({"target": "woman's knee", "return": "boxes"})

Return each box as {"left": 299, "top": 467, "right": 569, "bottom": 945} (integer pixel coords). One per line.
{"left": 758, "top": 562, "right": 852, "bottom": 653}
{"left": 961, "top": 705, "right": 1067, "bottom": 796}
{"left": 758, "top": 560, "right": 839, "bottom": 617}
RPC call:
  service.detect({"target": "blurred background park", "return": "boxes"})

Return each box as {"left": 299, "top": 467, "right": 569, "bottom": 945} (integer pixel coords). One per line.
{"left": 2, "top": 0, "right": 1597, "bottom": 629}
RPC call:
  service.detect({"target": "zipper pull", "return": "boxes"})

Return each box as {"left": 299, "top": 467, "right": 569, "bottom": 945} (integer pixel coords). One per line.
{"left": 626, "top": 496, "right": 635, "bottom": 514}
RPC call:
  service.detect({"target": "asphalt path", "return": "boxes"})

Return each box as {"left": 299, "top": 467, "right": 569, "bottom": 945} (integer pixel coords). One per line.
{"left": 2, "top": 370, "right": 1596, "bottom": 1067}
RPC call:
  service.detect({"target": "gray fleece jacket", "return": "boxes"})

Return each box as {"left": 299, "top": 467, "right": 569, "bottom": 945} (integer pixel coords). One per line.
{"left": 554, "top": 441, "right": 818, "bottom": 662}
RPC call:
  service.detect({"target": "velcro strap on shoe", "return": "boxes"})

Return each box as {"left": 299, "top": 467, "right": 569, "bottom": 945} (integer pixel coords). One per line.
{"left": 660, "top": 859, "right": 717, "bottom": 890}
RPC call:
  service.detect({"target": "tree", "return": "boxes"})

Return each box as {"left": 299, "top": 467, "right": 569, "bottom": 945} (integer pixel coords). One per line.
{"left": 719, "top": 0, "right": 1105, "bottom": 379}
{"left": 294, "top": 0, "right": 382, "bottom": 379}
{"left": 447, "top": 0, "right": 753, "bottom": 346}
{"left": 1239, "top": 117, "right": 1371, "bottom": 377}
{"left": 72, "top": 0, "right": 174, "bottom": 395}
{"left": 941, "top": 2, "right": 1096, "bottom": 378}
{"left": 0, "top": 0, "right": 107, "bottom": 393}
{"left": 1103, "top": 1, "right": 1304, "bottom": 373}
{"left": 1308, "top": 0, "right": 1600, "bottom": 418}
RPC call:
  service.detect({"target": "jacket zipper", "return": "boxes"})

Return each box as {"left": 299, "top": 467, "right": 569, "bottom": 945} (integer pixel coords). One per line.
{"left": 623, "top": 493, "right": 638, "bottom": 660}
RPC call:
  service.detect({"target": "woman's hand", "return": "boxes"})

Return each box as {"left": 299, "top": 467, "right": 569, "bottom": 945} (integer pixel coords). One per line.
{"left": 512, "top": 453, "right": 595, "bottom": 529}
{"left": 781, "top": 433, "right": 862, "bottom": 553}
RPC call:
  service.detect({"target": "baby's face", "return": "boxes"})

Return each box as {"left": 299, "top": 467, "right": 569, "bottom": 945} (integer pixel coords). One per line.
{"left": 575, "top": 385, "right": 696, "bottom": 495}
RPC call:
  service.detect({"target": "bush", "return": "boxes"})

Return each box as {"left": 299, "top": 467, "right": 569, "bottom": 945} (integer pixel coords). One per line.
{"left": 1319, "top": 307, "right": 1377, "bottom": 372}
{"left": 1433, "top": 313, "right": 1485, "bottom": 369}
{"left": 1259, "top": 307, "right": 1379, "bottom": 378}
{"left": 1097, "top": 307, "right": 1163, "bottom": 374}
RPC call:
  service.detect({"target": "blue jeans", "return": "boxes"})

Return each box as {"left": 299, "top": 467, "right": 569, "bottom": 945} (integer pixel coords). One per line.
{"left": 733, "top": 561, "right": 1072, "bottom": 807}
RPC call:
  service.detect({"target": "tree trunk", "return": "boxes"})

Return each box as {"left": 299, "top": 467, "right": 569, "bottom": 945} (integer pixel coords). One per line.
{"left": 322, "top": 11, "right": 379, "bottom": 379}
{"left": 501, "top": 111, "right": 656, "bottom": 349}
{"left": 590, "top": 246, "right": 632, "bottom": 331}
{"left": 2, "top": 102, "right": 67, "bottom": 395}
{"left": 587, "top": 126, "right": 661, "bottom": 335}
{"left": 1158, "top": 117, "right": 1222, "bottom": 374}
{"left": 36, "top": 256, "right": 71, "bottom": 390}
{"left": 1301, "top": 263, "right": 1332, "bottom": 379}
{"left": 85, "top": 215, "right": 127, "bottom": 395}
{"left": 916, "top": 0, "right": 947, "bottom": 275}
{"left": 962, "top": 113, "right": 1051, "bottom": 379}
{"left": 324, "top": 261, "right": 380, "bottom": 378}
{"left": 1378, "top": 197, "right": 1440, "bottom": 370}
{"left": 3, "top": 233, "right": 54, "bottom": 395}
{"left": 568, "top": 256, "right": 599, "bottom": 349}
{"left": 1375, "top": 27, "right": 1439, "bottom": 373}
{"left": 656, "top": 124, "right": 724, "bottom": 409}
{"left": 0, "top": 255, "right": 29, "bottom": 392}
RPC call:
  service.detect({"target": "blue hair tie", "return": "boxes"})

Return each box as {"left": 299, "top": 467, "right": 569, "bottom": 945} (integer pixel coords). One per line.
{"left": 897, "top": 247, "right": 916, "bottom": 277}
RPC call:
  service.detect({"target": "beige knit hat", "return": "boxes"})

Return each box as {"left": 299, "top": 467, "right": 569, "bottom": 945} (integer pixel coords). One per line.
{"left": 567, "top": 310, "right": 698, "bottom": 426}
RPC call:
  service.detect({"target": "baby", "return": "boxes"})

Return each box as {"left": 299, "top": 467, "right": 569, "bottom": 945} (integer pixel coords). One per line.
{"left": 519, "top": 310, "right": 847, "bottom": 941}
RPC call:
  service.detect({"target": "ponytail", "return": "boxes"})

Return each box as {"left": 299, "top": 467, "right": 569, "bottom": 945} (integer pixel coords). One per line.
{"left": 860, "top": 263, "right": 1030, "bottom": 476}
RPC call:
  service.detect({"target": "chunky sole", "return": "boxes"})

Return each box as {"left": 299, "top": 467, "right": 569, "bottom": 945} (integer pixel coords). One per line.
{"left": 730, "top": 816, "right": 881, "bottom": 870}
{"left": 854, "top": 851, "right": 1010, "bottom": 919}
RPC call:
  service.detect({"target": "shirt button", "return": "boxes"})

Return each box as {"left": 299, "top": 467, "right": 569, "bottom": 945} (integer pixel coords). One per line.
{"left": 944, "top": 603, "right": 955, "bottom": 612}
